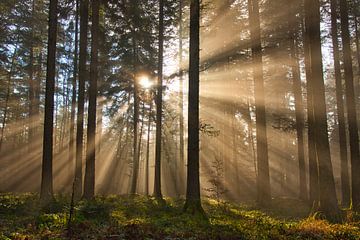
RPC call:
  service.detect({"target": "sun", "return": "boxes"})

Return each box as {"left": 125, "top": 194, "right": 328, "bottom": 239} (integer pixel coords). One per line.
{"left": 139, "top": 75, "right": 153, "bottom": 89}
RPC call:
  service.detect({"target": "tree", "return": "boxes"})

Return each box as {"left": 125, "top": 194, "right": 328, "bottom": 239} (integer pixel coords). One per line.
{"left": 288, "top": 0, "right": 307, "bottom": 201}
{"left": 330, "top": 0, "right": 350, "bottom": 207}
{"left": 248, "top": 0, "right": 271, "bottom": 206}
{"left": 40, "top": 0, "right": 58, "bottom": 202}
{"left": 184, "top": 0, "right": 205, "bottom": 216}
{"left": 75, "top": 0, "right": 89, "bottom": 198}
{"left": 304, "top": 0, "right": 340, "bottom": 219}
{"left": 83, "top": 0, "right": 99, "bottom": 200}
{"left": 69, "top": 0, "right": 79, "bottom": 189}
{"left": 302, "top": 9, "right": 319, "bottom": 207}
{"left": 153, "top": 0, "right": 164, "bottom": 200}
{"left": 178, "top": 0, "right": 185, "bottom": 196}
{"left": 339, "top": 0, "right": 360, "bottom": 211}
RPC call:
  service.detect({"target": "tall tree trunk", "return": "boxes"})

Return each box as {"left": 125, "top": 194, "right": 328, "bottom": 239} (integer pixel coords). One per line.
{"left": 302, "top": 11, "right": 319, "bottom": 207}
{"left": 330, "top": 0, "right": 350, "bottom": 207}
{"left": 289, "top": 24, "right": 307, "bottom": 201}
{"left": 248, "top": 0, "right": 271, "bottom": 206}
{"left": 153, "top": 0, "right": 164, "bottom": 199}
{"left": 41, "top": 0, "right": 58, "bottom": 202}
{"left": 304, "top": 0, "right": 340, "bottom": 219}
{"left": 145, "top": 102, "right": 153, "bottom": 196}
{"left": 178, "top": 0, "right": 185, "bottom": 196}
{"left": 75, "top": 0, "right": 89, "bottom": 199}
{"left": 69, "top": 0, "right": 79, "bottom": 188}
{"left": 184, "top": 0, "right": 205, "bottom": 215}
{"left": 83, "top": 0, "right": 99, "bottom": 200}
{"left": 339, "top": 0, "right": 360, "bottom": 211}
{"left": 28, "top": 1, "right": 35, "bottom": 150}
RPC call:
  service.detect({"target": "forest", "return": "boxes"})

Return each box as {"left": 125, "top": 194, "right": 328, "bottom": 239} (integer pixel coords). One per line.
{"left": 0, "top": 0, "right": 360, "bottom": 239}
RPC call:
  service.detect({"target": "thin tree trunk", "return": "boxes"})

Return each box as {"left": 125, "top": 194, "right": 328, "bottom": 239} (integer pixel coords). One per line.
{"left": 145, "top": 102, "right": 153, "bottom": 196}
{"left": 288, "top": 6, "right": 307, "bottom": 201}
{"left": 40, "top": 0, "right": 58, "bottom": 202}
{"left": 330, "top": 0, "right": 350, "bottom": 207}
{"left": 179, "top": 0, "right": 185, "bottom": 196}
{"left": 153, "top": 0, "right": 164, "bottom": 199}
{"left": 75, "top": 0, "right": 89, "bottom": 199}
{"left": 184, "top": 0, "right": 205, "bottom": 215}
{"left": 28, "top": 0, "right": 35, "bottom": 150}
{"left": 304, "top": 0, "right": 340, "bottom": 219}
{"left": 136, "top": 102, "right": 145, "bottom": 191}
{"left": 339, "top": 0, "right": 360, "bottom": 211}
{"left": 83, "top": 0, "right": 99, "bottom": 200}
{"left": 248, "top": 0, "right": 271, "bottom": 206}
{"left": 130, "top": 33, "right": 140, "bottom": 195}
{"left": 69, "top": 0, "right": 79, "bottom": 184}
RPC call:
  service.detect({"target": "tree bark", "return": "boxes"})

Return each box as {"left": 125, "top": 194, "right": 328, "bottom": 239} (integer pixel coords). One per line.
{"left": 302, "top": 10, "right": 319, "bottom": 207}
{"left": 339, "top": 0, "right": 360, "bottom": 211}
{"left": 184, "top": 0, "right": 205, "bottom": 216}
{"left": 69, "top": 0, "right": 79, "bottom": 190}
{"left": 40, "top": 0, "right": 58, "bottom": 202}
{"left": 288, "top": 16, "right": 307, "bottom": 201}
{"left": 28, "top": 1, "right": 35, "bottom": 149}
{"left": 248, "top": 0, "right": 271, "bottom": 206}
{"left": 153, "top": 0, "right": 164, "bottom": 200}
{"left": 145, "top": 102, "right": 153, "bottom": 196}
{"left": 83, "top": 0, "right": 99, "bottom": 200}
{"left": 75, "top": 0, "right": 89, "bottom": 199}
{"left": 304, "top": 0, "right": 340, "bottom": 219}
{"left": 330, "top": 0, "right": 350, "bottom": 207}
{"left": 179, "top": 0, "right": 185, "bottom": 196}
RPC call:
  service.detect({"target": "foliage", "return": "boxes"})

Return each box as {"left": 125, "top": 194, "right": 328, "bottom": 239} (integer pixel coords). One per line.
{"left": 0, "top": 194, "right": 359, "bottom": 239}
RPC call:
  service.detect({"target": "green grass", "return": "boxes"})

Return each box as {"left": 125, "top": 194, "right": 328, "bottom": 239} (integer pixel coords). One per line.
{"left": 0, "top": 193, "right": 359, "bottom": 239}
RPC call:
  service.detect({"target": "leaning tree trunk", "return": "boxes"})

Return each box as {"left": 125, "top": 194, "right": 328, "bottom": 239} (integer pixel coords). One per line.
{"left": 75, "top": 0, "right": 89, "bottom": 199}
{"left": 40, "top": 0, "right": 58, "bottom": 202}
{"left": 339, "top": 0, "right": 360, "bottom": 211}
{"left": 183, "top": 0, "right": 205, "bottom": 216}
{"left": 130, "top": 29, "right": 140, "bottom": 195}
{"left": 153, "top": 0, "right": 164, "bottom": 200}
{"left": 248, "top": 0, "right": 271, "bottom": 206}
{"left": 83, "top": 0, "right": 99, "bottom": 200}
{"left": 330, "top": 0, "right": 350, "bottom": 207}
{"left": 304, "top": 0, "right": 340, "bottom": 219}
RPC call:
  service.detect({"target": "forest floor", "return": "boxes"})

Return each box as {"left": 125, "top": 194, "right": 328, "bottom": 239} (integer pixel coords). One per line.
{"left": 0, "top": 193, "right": 359, "bottom": 240}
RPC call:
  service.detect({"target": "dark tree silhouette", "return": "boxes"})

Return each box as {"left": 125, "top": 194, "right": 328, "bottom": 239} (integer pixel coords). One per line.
{"left": 40, "top": 0, "right": 58, "bottom": 202}
{"left": 330, "top": 0, "right": 350, "bottom": 207}
{"left": 69, "top": 0, "right": 79, "bottom": 188}
{"left": 304, "top": 0, "right": 340, "bottom": 219}
{"left": 339, "top": 0, "right": 360, "bottom": 211}
{"left": 184, "top": 0, "right": 205, "bottom": 216}
{"left": 75, "top": 0, "right": 89, "bottom": 199}
{"left": 83, "top": 0, "right": 100, "bottom": 200}
{"left": 154, "top": 0, "right": 164, "bottom": 200}
{"left": 248, "top": 0, "right": 271, "bottom": 206}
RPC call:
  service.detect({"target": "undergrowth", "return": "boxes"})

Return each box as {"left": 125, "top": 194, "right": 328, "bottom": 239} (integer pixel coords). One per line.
{"left": 0, "top": 193, "right": 359, "bottom": 239}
